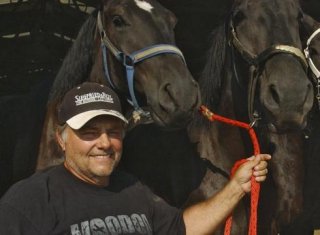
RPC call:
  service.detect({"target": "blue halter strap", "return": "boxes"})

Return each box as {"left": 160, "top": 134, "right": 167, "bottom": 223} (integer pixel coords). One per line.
{"left": 97, "top": 11, "right": 186, "bottom": 116}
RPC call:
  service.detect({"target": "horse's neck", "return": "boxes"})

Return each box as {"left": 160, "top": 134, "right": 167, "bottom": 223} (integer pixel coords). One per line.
{"left": 185, "top": 70, "right": 249, "bottom": 209}
{"left": 37, "top": 101, "right": 64, "bottom": 170}
{"left": 213, "top": 65, "right": 248, "bottom": 167}
{"left": 89, "top": 42, "right": 107, "bottom": 84}
{"left": 188, "top": 69, "right": 247, "bottom": 173}
{"left": 89, "top": 35, "right": 121, "bottom": 84}
{"left": 220, "top": 50, "right": 256, "bottom": 156}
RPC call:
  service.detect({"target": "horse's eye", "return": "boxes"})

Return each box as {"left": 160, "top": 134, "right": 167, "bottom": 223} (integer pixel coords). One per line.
{"left": 112, "top": 15, "right": 125, "bottom": 27}
{"left": 233, "top": 11, "right": 246, "bottom": 26}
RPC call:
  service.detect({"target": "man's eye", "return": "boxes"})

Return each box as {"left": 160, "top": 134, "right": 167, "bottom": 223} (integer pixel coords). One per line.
{"left": 79, "top": 130, "right": 99, "bottom": 139}
{"left": 108, "top": 130, "right": 122, "bottom": 138}
{"left": 84, "top": 131, "right": 97, "bottom": 135}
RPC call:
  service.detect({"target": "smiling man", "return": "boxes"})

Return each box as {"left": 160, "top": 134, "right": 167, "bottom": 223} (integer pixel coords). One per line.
{"left": 55, "top": 83, "right": 127, "bottom": 187}
{"left": 0, "top": 82, "right": 271, "bottom": 235}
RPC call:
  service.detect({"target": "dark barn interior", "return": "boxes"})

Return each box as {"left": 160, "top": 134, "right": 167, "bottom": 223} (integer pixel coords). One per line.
{"left": 0, "top": 0, "right": 320, "bottom": 233}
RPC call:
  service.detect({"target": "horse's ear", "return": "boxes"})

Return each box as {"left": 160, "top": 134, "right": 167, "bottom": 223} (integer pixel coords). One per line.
{"left": 300, "top": 13, "right": 318, "bottom": 42}
{"left": 303, "top": 14, "right": 319, "bottom": 32}
{"left": 166, "top": 10, "right": 177, "bottom": 29}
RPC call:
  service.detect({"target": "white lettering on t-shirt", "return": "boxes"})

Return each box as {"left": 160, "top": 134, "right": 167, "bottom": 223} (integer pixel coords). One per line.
{"left": 70, "top": 214, "right": 152, "bottom": 235}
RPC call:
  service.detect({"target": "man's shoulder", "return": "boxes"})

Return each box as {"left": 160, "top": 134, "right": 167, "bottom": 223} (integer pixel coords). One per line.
{"left": 0, "top": 165, "right": 63, "bottom": 204}
{"left": 0, "top": 166, "right": 65, "bottom": 233}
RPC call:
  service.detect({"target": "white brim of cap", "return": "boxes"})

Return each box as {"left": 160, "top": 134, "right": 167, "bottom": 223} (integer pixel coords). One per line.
{"left": 66, "top": 109, "right": 128, "bottom": 130}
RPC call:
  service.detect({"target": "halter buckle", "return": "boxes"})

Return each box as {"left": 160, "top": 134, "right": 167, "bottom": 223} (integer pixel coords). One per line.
{"left": 119, "top": 53, "right": 134, "bottom": 67}
{"left": 304, "top": 48, "right": 310, "bottom": 59}
{"left": 250, "top": 111, "right": 261, "bottom": 127}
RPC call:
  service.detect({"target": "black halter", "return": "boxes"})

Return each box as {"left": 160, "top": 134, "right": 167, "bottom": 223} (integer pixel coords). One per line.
{"left": 229, "top": 18, "right": 308, "bottom": 124}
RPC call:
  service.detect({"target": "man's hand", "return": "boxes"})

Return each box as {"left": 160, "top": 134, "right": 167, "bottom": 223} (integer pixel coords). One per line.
{"left": 232, "top": 154, "right": 271, "bottom": 193}
{"left": 183, "top": 153, "right": 271, "bottom": 234}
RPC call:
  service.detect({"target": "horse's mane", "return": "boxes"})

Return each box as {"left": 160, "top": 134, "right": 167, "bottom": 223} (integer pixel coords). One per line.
{"left": 193, "top": 23, "right": 227, "bottom": 126}
{"left": 198, "top": 23, "right": 227, "bottom": 111}
{"left": 48, "top": 12, "right": 98, "bottom": 102}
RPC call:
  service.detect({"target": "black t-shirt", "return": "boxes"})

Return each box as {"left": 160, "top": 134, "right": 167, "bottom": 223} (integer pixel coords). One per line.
{"left": 0, "top": 165, "right": 185, "bottom": 235}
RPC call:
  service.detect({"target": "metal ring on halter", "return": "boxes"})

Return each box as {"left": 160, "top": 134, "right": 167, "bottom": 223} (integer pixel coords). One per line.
{"left": 304, "top": 28, "right": 320, "bottom": 79}
{"left": 249, "top": 116, "right": 261, "bottom": 128}
{"left": 249, "top": 119, "right": 258, "bottom": 128}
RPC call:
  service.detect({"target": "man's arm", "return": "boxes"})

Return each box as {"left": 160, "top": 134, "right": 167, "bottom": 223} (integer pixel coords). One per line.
{"left": 182, "top": 154, "right": 271, "bottom": 235}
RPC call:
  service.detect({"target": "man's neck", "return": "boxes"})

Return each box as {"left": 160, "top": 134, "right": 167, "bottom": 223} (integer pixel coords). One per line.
{"left": 63, "top": 161, "right": 110, "bottom": 187}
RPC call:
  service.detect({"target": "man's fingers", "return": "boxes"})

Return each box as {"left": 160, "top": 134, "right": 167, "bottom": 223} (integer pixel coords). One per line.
{"left": 254, "top": 161, "right": 268, "bottom": 171}
{"left": 243, "top": 154, "right": 271, "bottom": 182}
{"left": 255, "top": 175, "right": 267, "bottom": 182}
{"left": 253, "top": 168, "right": 268, "bottom": 176}
{"left": 259, "top": 154, "right": 272, "bottom": 161}
{"left": 247, "top": 154, "right": 271, "bottom": 167}
{"left": 247, "top": 154, "right": 271, "bottom": 161}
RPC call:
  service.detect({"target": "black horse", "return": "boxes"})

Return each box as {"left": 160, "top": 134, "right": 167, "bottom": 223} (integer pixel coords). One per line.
{"left": 36, "top": 0, "right": 200, "bottom": 170}
{"left": 187, "top": 0, "right": 314, "bottom": 232}
{"left": 287, "top": 14, "right": 320, "bottom": 232}
{"left": 122, "top": 0, "right": 314, "bottom": 234}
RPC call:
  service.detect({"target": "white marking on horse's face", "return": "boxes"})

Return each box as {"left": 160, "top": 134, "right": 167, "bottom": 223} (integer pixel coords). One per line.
{"left": 134, "top": 0, "right": 154, "bottom": 13}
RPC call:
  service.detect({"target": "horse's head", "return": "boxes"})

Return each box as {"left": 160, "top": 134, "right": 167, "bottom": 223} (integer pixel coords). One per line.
{"left": 91, "top": 0, "right": 200, "bottom": 129}
{"left": 230, "top": 0, "right": 313, "bottom": 132}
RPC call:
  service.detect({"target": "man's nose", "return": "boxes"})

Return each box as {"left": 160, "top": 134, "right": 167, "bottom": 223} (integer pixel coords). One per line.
{"left": 96, "top": 133, "right": 111, "bottom": 149}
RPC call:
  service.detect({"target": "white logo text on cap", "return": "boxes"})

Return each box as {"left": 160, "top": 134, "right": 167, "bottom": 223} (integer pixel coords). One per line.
{"left": 75, "top": 92, "right": 114, "bottom": 106}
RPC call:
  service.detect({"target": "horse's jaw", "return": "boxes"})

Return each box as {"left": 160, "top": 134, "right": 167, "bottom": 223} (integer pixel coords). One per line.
{"left": 259, "top": 109, "right": 309, "bottom": 134}
{"left": 151, "top": 109, "right": 196, "bottom": 130}
{"left": 123, "top": 105, "right": 193, "bottom": 131}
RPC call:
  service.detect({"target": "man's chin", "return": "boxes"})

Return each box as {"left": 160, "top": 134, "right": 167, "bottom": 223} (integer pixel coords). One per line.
{"left": 91, "top": 167, "right": 114, "bottom": 177}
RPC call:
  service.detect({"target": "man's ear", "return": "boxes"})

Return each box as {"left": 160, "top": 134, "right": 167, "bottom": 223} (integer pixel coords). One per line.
{"left": 56, "top": 129, "right": 66, "bottom": 151}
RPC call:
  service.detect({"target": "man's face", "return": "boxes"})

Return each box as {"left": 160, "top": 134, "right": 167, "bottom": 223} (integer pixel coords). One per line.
{"left": 62, "top": 115, "right": 124, "bottom": 186}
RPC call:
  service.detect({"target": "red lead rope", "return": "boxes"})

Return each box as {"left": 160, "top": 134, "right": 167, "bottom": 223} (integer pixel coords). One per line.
{"left": 199, "top": 105, "right": 261, "bottom": 235}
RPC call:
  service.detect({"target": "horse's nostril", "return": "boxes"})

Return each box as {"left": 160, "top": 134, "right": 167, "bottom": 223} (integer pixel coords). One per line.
{"left": 164, "top": 83, "right": 175, "bottom": 101}
{"left": 164, "top": 83, "right": 170, "bottom": 92}
{"left": 269, "top": 84, "right": 280, "bottom": 105}
{"left": 158, "top": 83, "right": 177, "bottom": 112}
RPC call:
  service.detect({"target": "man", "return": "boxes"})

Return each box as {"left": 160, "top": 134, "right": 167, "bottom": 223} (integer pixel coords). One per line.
{"left": 0, "top": 82, "right": 271, "bottom": 235}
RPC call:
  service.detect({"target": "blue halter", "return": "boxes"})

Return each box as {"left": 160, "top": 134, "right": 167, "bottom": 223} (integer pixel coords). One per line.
{"left": 97, "top": 11, "right": 186, "bottom": 118}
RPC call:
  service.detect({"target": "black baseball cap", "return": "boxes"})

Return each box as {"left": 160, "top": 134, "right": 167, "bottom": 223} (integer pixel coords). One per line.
{"left": 57, "top": 82, "right": 128, "bottom": 129}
